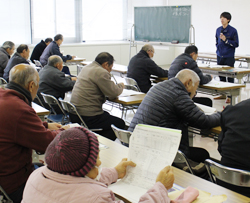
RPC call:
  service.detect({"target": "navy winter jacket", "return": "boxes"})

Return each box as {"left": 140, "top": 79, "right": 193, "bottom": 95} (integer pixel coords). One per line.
{"left": 216, "top": 24, "right": 239, "bottom": 58}
{"left": 168, "top": 53, "right": 212, "bottom": 85}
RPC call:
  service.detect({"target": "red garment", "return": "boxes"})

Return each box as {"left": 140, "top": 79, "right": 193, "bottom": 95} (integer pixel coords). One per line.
{"left": 0, "top": 88, "right": 63, "bottom": 194}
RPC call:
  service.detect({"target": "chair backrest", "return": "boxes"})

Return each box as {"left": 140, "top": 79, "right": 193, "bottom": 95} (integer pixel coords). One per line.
{"left": 124, "top": 77, "right": 141, "bottom": 92}
{"left": 124, "top": 85, "right": 139, "bottom": 92}
{"left": 34, "top": 60, "right": 43, "bottom": 68}
{"left": 111, "top": 124, "right": 132, "bottom": 144}
{"left": 205, "top": 159, "right": 250, "bottom": 187}
{"left": 77, "top": 65, "right": 83, "bottom": 75}
{"left": 40, "top": 93, "right": 66, "bottom": 116}
{"left": 59, "top": 98, "right": 89, "bottom": 128}
{"left": 174, "top": 150, "right": 194, "bottom": 175}
{"left": 0, "top": 77, "right": 7, "bottom": 85}
{"left": 0, "top": 185, "right": 13, "bottom": 203}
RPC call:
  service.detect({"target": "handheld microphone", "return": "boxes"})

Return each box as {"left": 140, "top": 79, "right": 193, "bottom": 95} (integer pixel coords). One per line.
{"left": 220, "top": 28, "right": 224, "bottom": 42}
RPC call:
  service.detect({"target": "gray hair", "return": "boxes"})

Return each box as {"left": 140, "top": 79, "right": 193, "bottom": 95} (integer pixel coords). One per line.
{"left": 175, "top": 69, "right": 200, "bottom": 86}
{"left": 48, "top": 55, "right": 63, "bottom": 67}
{"left": 141, "top": 44, "right": 154, "bottom": 52}
{"left": 9, "top": 64, "right": 38, "bottom": 87}
{"left": 2, "top": 41, "right": 15, "bottom": 50}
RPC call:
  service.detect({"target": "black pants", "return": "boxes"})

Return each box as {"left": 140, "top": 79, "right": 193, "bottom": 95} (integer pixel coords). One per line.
{"left": 70, "top": 111, "right": 125, "bottom": 141}
{"left": 189, "top": 147, "right": 210, "bottom": 163}
{"left": 193, "top": 97, "right": 212, "bottom": 107}
{"left": 217, "top": 56, "right": 235, "bottom": 83}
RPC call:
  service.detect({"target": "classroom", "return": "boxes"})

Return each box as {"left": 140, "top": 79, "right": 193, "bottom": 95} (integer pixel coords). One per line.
{"left": 0, "top": 0, "right": 250, "bottom": 202}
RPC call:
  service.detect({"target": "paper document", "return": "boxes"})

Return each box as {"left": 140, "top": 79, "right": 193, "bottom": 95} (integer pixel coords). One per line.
{"left": 197, "top": 63, "right": 230, "bottom": 69}
{"left": 195, "top": 103, "right": 217, "bottom": 115}
{"left": 120, "top": 89, "right": 144, "bottom": 97}
{"left": 109, "top": 124, "right": 182, "bottom": 203}
{"left": 202, "top": 79, "right": 244, "bottom": 88}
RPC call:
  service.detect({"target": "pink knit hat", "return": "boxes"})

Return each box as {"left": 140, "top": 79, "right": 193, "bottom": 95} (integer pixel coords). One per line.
{"left": 45, "top": 127, "right": 99, "bottom": 177}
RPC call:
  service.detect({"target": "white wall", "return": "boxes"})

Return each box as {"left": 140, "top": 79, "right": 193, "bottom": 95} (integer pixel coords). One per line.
{"left": 127, "top": 0, "right": 250, "bottom": 56}
{"left": 29, "top": 41, "right": 176, "bottom": 67}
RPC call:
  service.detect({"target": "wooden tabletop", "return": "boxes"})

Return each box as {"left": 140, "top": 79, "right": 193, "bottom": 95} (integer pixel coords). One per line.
{"left": 198, "top": 53, "right": 242, "bottom": 61}
{"left": 112, "top": 64, "right": 128, "bottom": 74}
{"left": 111, "top": 94, "right": 146, "bottom": 105}
{"left": 66, "top": 58, "right": 86, "bottom": 63}
{"left": 199, "top": 83, "right": 245, "bottom": 91}
{"left": 97, "top": 135, "right": 250, "bottom": 203}
{"left": 210, "top": 126, "right": 222, "bottom": 135}
{"left": 32, "top": 102, "right": 50, "bottom": 116}
{"left": 198, "top": 65, "right": 233, "bottom": 71}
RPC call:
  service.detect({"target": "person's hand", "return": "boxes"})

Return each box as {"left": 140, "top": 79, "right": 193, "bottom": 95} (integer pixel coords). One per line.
{"left": 115, "top": 158, "right": 136, "bottom": 179}
{"left": 61, "top": 125, "right": 70, "bottom": 130}
{"left": 72, "top": 56, "right": 76, "bottom": 59}
{"left": 220, "top": 33, "right": 226, "bottom": 41}
{"left": 119, "top": 82, "right": 125, "bottom": 89}
{"left": 156, "top": 166, "right": 174, "bottom": 190}
{"left": 48, "top": 123, "right": 62, "bottom": 130}
{"left": 71, "top": 77, "right": 77, "bottom": 81}
{"left": 210, "top": 75, "right": 213, "bottom": 79}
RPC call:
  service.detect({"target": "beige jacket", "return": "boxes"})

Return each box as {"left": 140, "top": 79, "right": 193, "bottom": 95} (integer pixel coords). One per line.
{"left": 71, "top": 61, "right": 123, "bottom": 116}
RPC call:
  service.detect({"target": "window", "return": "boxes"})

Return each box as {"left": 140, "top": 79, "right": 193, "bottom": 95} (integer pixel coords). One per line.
{"left": 82, "top": 0, "right": 125, "bottom": 41}
{"left": 0, "top": 0, "right": 127, "bottom": 45}
{"left": 32, "top": 0, "right": 76, "bottom": 44}
{"left": 0, "top": 0, "right": 31, "bottom": 45}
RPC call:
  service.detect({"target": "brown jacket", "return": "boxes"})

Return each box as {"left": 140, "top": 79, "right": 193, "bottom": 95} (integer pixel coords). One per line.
{"left": 71, "top": 61, "right": 123, "bottom": 116}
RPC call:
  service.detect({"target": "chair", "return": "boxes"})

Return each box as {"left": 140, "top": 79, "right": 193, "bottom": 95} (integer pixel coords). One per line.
{"left": 124, "top": 77, "right": 141, "bottom": 92}
{"left": 0, "top": 77, "right": 7, "bottom": 85}
{"left": 205, "top": 159, "right": 250, "bottom": 187}
{"left": 40, "top": 93, "right": 69, "bottom": 124}
{"left": 173, "top": 150, "right": 194, "bottom": 175}
{"left": 34, "top": 60, "right": 43, "bottom": 68}
{"left": 111, "top": 124, "right": 132, "bottom": 145}
{"left": 0, "top": 185, "right": 13, "bottom": 203}
{"left": 35, "top": 95, "right": 45, "bottom": 108}
{"left": 59, "top": 99, "right": 102, "bottom": 131}
{"left": 77, "top": 64, "right": 83, "bottom": 75}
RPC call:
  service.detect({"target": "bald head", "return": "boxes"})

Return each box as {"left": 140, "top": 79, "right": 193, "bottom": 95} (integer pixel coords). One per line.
{"left": 142, "top": 44, "right": 154, "bottom": 52}
{"left": 10, "top": 64, "right": 38, "bottom": 87}
{"left": 141, "top": 44, "right": 154, "bottom": 58}
{"left": 176, "top": 69, "right": 200, "bottom": 98}
{"left": 48, "top": 55, "right": 63, "bottom": 68}
{"left": 9, "top": 64, "right": 39, "bottom": 100}
{"left": 176, "top": 69, "right": 200, "bottom": 86}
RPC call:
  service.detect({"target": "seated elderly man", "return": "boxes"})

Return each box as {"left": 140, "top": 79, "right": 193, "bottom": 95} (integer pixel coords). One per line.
{"left": 36, "top": 55, "right": 77, "bottom": 114}
{"left": 168, "top": 45, "right": 213, "bottom": 106}
{"left": 218, "top": 99, "right": 250, "bottom": 197}
{"left": 128, "top": 69, "right": 221, "bottom": 174}
{"left": 70, "top": 52, "right": 125, "bottom": 141}
{"left": 30, "top": 38, "right": 52, "bottom": 63}
{"left": 127, "top": 44, "right": 168, "bottom": 93}
{"left": 0, "top": 64, "right": 68, "bottom": 203}
{"left": 40, "top": 34, "right": 75, "bottom": 75}
{"left": 3, "top": 44, "right": 30, "bottom": 82}
{"left": 0, "top": 41, "right": 15, "bottom": 77}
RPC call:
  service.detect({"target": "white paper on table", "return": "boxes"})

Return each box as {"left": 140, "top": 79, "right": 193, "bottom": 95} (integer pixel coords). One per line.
{"left": 195, "top": 103, "right": 217, "bottom": 115}
{"left": 201, "top": 79, "right": 244, "bottom": 88}
{"left": 68, "top": 123, "right": 81, "bottom": 128}
{"left": 109, "top": 124, "right": 182, "bottom": 203}
{"left": 209, "top": 65, "right": 230, "bottom": 68}
{"left": 119, "top": 89, "right": 144, "bottom": 97}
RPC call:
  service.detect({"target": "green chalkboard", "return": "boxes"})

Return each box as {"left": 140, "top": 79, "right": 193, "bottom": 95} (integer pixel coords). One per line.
{"left": 134, "top": 6, "right": 191, "bottom": 43}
